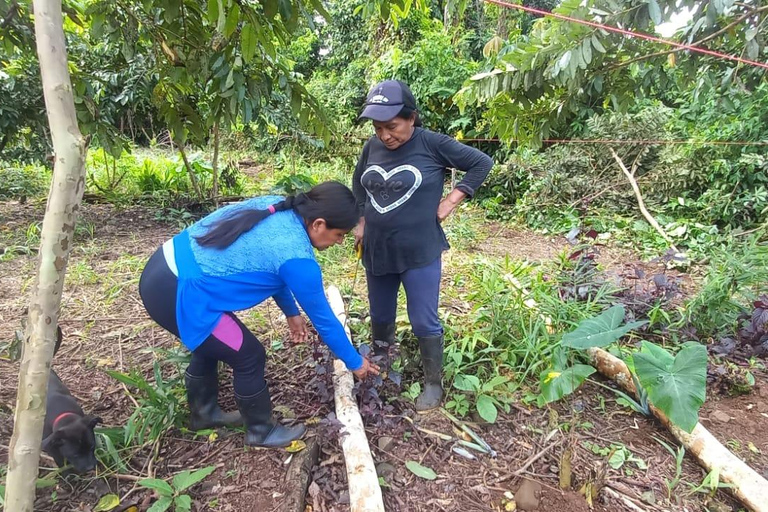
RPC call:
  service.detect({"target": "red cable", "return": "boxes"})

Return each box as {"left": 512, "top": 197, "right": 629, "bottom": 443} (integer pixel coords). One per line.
{"left": 484, "top": 0, "right": 768, "bottom": 71}
{"left": 457, "top": 138, "right": 768, "bottom": 145}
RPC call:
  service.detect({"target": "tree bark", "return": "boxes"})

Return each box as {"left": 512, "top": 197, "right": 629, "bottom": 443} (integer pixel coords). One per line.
{"left": 4, "top": 0, "right": 87, "bottom": 509}
{"left": 326, "top": 285, "right": 385, "bottom": 512}
{"left": 212, "top": 121, "right": 220, "bottom": 208}
{"left": 587, "top": 347, "right": 768, "bottom": 512}
{"left": 282, "top": 437, "right": 320, "bottom": 512}
{"left": 174, "top": 138, "right": 203, "bottom": 199}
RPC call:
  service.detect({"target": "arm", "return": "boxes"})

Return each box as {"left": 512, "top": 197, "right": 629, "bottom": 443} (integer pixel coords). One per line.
{"left": 429, "top": 132, "right": 494, "bottom": 221}
{"left": 272, "top": 285, "right": 300, "bottom": 317}
{"left": 278, "top": 259, "right": 364, "bottom": 371}
{"left": 352, "top": 139, "right": 371, "bottom": 213}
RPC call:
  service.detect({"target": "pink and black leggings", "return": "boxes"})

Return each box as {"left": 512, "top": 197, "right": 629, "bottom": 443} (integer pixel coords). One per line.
{"left": 139, "top": 247, "right": 266, "bottom": 396}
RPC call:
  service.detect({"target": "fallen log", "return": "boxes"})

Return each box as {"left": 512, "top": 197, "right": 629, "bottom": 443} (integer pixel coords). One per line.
{"left": 326, "top": 285, "right": 385, "bottom": 512}
{"left": 283, "top": 437, "right": 320, "bottom": 512}
{"left": 587, "top": 347, "right": 768, "bottom": 512}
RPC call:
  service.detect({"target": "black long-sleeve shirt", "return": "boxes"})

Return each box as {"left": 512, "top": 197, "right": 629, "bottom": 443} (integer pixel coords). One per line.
{"left": 353, "top": 128, "right": 493, "bottom": 275}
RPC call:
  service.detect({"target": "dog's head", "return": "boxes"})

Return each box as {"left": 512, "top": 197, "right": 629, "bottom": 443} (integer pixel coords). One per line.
{"left": 42, "top": 415, "right": 101, "bottom": 473}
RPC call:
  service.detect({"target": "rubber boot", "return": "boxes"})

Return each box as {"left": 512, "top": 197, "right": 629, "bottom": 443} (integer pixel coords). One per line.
{"left": 185, "top": 371, "right": 242, "bottom": 431}
{"left": 371, "top": 322, "right": 396, "bottom": 358}
{"left": 235, "top": 386, "right": 306, "bottom": 448}
{"left": 415, "top": 335, "right": 444, "bottom": 412}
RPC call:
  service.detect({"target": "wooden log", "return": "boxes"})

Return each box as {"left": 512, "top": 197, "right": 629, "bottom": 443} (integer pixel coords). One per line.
{"left": 283, "top": 437, "right": 320, "bottom": 512}
{"left": 587, "top": 347, "right": 768, "bottom": 512}
{"left": 326, "top": 285, "right": 385, "bottom": 512}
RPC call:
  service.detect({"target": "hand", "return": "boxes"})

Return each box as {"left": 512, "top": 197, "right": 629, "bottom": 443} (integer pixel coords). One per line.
{"left": 437, "top": 189, "right": 467, "bottom": 223}
{"left": 286, "top": 315, "right": 308, "bottom": 344}
{"left": 353, "top": 218, "right": 365, "bottom": 252}
{"left": 352, "top": 356, "right": 381, "bottom": 380}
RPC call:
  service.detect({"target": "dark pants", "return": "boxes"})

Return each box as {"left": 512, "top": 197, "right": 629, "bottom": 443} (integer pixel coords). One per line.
{"left": 367, "top": 256, "right": 443, "bottom": 337}
{"left": 138, "top": 248, "right": 266, "bottom": 396}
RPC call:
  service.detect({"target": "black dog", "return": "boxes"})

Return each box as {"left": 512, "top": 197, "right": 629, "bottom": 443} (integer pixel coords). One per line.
{"left": 42, "top": 370, "right": 102, "bottom": 473}
{"left": 32, "top": 318, "right": 102, "bottom": 473}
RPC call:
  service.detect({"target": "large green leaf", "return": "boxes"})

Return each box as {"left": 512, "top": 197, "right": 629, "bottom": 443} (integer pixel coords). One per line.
{"left": 476, "top": 394, "right": 498, "bottom": 423}
{"left": 224, "top": 3, "right": 240, "bottom": 38}
{"left": 172, "top": 466, "right": 216, "bottom": 492}
{"left": 138, "top": 478, "right": 174, "bottom": 497}
{"left": 561, "top": 305, "right": 647, "bottom": 349}
{"left": 539, "top": 364, "right": 596, "bottom": 404}
{"left": 240, "top": 23, "right": 257, "bottom": 64}
{"left": 174, "top": 495, "right": 193, "bottom": 512}
{"left": 634, "top": 342, "right": 707, "bottom": 433}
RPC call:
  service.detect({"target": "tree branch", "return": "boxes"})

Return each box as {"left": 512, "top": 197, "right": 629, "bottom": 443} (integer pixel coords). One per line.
{"left": 610, "top": 148, "right": 680, "bottom": 254}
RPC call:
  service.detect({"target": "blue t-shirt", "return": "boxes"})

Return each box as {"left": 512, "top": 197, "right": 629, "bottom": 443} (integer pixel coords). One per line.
{"left": 169, "top": 196, "right": 363, "bottom": 371}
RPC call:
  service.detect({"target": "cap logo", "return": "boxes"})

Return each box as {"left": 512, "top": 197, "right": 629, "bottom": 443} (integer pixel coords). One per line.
{"left": 369, "top": 94, "right": 389, "bottom": 104}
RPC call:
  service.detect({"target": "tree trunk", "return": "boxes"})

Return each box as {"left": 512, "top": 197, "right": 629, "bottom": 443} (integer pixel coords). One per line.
{"left": 175, "top": 138, "right": 203, "bottom": 199}
{"left": 212, "top": 121, "right": 220, "bottom": 208}
{"left": 326, "top": 286, "right": 385, "bottom": 512}
{"left": 587, "top": 347, "right": 768, "bottom": 512}
{"left": 4, "top": 0, "right": 87, "bottom": 509}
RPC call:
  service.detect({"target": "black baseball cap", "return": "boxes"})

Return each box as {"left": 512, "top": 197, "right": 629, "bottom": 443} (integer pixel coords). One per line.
{"left": 358, "top": 80, "right": 418, "bottom": 122}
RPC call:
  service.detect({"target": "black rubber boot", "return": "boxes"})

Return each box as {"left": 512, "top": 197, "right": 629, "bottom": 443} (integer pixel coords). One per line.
{"left": 415, "top": 335, "right": 444, "bottom": 412}
{"left": 371, "top": 322, "right": 396, "bottom": 358}
{"left": 236, "top": 386, "right": 306, "bottom": 448}
{"left": 185, "top": 371, "right": 242, "bottom": 431}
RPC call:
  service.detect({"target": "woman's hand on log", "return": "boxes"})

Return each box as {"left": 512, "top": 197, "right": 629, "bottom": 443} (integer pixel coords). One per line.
{"left": 286, "top": 315, "right": 309, "bottom": 344}
{"left": 352, "top": 356, "right": 380, "bottom": 380}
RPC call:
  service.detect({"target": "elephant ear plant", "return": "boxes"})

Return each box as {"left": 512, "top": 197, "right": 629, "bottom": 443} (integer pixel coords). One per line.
{"left": 539, "top": 305, "right": 708, "bottom": 433}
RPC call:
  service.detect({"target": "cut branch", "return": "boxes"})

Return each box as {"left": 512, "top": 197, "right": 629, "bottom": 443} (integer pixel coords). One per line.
{"left": 587, "top": 347, "right": 768, "bottom": 512}
{"left": 610, "top": 148, "right": 680, "bottom": 254}
{"left": 326, "top": 285, "right": 385, "bottom": 512}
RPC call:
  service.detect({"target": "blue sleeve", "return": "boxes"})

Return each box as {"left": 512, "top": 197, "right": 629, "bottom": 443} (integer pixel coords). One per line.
{"left": 278, "top": 258, "right": 364, "bottom": 371}
{"left": 273, "top": 285, "right": 300, "bottom": 317}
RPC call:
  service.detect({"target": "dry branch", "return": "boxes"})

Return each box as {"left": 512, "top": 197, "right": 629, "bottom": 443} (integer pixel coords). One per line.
{"left": 283, "top": 437, "right": 320, "bottom": 512}
{"left": 587, "top": 347, "right": 768, "bottom": 512}
{"left": 326, "top": 285, "right": 385, "bottom": 512}
{"left": 610, "top": 148, "right": 680, "bottom": 254}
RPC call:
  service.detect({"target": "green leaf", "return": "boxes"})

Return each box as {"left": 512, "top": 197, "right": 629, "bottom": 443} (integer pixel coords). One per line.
{"left": 224, "top": 3, "right": 240, "bottom": 38}
{"left": 172, "top": 466, "right": 217, "bottom": 492}
{"left": 647, "top": 0, "right": 662, "bottom": 25}
{"left": 93, "top": 494, "right": 120, "bottom": 512}
{"left": 240, "top": 23, "right": 257, "bottom": 64}
{"left": 453, "top": 374, "right": 480, "bottom": 392}
{"left": 561, "top": 305, "right": 647, "bottom": 349}
{"left": 608, "top": 446, "right": 629, "bottom": 469}
{"left": 263, "top": 0, "right": 278, "bottom": 19}
{"left": 634, "top": 342, "right": 707, "bottom": 432}
{"left": 591, "top": 35, "right": 606, "bottom": 53}
{"left": 138, "top": 478, "right": 174, "bottom": 497}
{"left": 539, "top": 364, "right": 595, "bottom": 404}
{"left": 278, "top": 0, "right": 294, "bottom": 24}
{"left": 634, "top": 340, "right": 674, "bottom": 370}
{"left": 174, "top": 495, "right": 193, "bottom": 512}
{"left": 147, "top": 497, "right": 173, "bottom": 512}
{"left": 405, "top": 461, "right": 437, "bottom": 480}
{"left": 476, "top": 395, "right": 498, "bottom": 423}
{"left": 207, "top": 0, "right": 219, "bottom": 25}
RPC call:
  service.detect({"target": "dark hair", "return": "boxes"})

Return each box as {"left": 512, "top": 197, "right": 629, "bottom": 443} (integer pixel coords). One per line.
{"left": 195, "top": 181, "right": 360, "bottom": 249}
{"left": 398, "top": 106, "right": 423, "bottom": 127}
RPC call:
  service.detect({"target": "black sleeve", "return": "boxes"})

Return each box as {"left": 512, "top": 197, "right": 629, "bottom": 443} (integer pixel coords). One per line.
{"left": 426, "top": 132, "right": 494, "bottom": 197}
{"left": 352, "top": 139, "right": 372, "bottom": 212}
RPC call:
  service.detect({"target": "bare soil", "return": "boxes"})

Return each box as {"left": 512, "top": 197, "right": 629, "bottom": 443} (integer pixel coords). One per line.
{"left": 1, "top": 200, "right": 766, "bottom": 512}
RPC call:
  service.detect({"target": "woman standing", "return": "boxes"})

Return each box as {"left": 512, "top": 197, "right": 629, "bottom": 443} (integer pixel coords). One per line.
{"left": 139, "top": 181, "right": 379, "bottom": 448}
{"left": 353, "top": 80, "right": 493, "bottom": 411}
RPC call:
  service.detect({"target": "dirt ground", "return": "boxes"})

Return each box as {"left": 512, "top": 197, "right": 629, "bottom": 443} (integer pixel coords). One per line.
{"left": 1, "top": 199, "right": 766, "bottom": 512}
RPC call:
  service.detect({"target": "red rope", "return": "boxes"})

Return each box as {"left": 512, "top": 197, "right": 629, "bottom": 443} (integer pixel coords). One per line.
{"left": 457, "top": 138, "right": 768, "bottom": 146}
{"left": 484, "top": 0, "right": 768, "bottom": 71}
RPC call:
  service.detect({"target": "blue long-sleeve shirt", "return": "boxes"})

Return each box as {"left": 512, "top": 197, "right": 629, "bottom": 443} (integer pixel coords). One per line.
{"left": 168, "top": 196, "right": 363, "bottom": 371}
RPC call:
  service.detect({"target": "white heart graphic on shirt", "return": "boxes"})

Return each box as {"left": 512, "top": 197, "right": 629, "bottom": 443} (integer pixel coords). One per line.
{"left": 361, "top": 164, "right": 423, "bottom": 214}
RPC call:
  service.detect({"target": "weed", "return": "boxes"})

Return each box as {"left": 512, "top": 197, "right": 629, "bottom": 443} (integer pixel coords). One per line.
{"left": 654, "top": 436, "right": 685, "bottom": 501}
{"left": 139, "top": 465, "right": 216, "bottom": 512}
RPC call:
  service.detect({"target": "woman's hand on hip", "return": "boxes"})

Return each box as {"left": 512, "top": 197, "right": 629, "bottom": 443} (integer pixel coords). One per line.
{"left": 286, "top": 315, "right": 308, "bottom": 344}
{"left": 437, "top": 188, "right": 467, "bottom": 222}
{"left": 352, "top": 356, "right": 380, "bottom": 380}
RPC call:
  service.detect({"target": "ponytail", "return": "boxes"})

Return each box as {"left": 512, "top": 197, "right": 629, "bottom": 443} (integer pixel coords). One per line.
{"left": 194, "top": 181, "right": 359, "bottom": 249}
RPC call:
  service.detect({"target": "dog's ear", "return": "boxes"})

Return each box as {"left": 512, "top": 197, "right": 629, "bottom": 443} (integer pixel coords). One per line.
{"left": 85, "top": 416, "right": 102, "bottom": 428}
{"left": 42, "top": 431, "right": 62, "bottom": 451}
